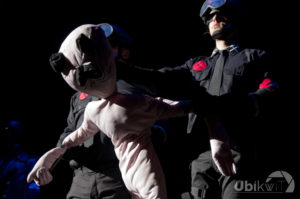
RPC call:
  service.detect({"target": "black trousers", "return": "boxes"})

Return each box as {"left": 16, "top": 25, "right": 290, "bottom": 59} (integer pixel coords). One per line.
{"left": 191, "top": 150, "right": 244, "bottom": 199}
{"left": 190, "top": 150, "right": 294, "bottom": 199}
{"left": 66, "top": 166, "right": 131, "bottom": 199}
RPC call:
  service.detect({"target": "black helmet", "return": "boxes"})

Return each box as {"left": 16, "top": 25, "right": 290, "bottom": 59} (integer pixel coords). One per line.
{"left": 200, "top": 0, "right": 244, "bottom": 25}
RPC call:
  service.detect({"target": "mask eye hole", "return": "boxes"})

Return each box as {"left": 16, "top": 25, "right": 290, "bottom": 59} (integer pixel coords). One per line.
{"left": 49, "top": 52, "right": 75, "bottom": 74}
{"left": 76, "top": 34, "right": 93, "bottom": 54}
{"left": 76, "top": 64, "right": 103, "bottom": 87}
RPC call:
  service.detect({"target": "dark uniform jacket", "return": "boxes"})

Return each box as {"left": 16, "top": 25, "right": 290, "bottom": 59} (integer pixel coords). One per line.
{"left": 117, "top": 44, "right": 279, "bottom": 153}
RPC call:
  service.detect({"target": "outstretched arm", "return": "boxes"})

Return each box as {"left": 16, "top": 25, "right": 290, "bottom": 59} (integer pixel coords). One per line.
{"left": 27, "top": 147, "right": 67, "bottom": 186}
{"left": 117, "top": 60, "right": 204, "bottom": 100}
{"left": 27, "top": 104, "right": 100, "bottom": 186}
{"left": 152, "top": 97, "right": 192, "bottom": 120}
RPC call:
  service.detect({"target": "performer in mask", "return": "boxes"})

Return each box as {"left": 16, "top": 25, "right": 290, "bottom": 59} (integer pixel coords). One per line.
{"left": 27, "top": 24, "right": 191, "bottom": 199}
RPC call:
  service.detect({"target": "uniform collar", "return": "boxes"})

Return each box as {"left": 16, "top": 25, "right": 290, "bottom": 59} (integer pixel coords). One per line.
{"left": 211, "top": 43, "right": 240, "bottom": 57}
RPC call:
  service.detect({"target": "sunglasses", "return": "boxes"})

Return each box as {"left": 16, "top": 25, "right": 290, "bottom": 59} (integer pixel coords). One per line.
{"left": 205, "top": 12, "right": 229, "bottom": 24}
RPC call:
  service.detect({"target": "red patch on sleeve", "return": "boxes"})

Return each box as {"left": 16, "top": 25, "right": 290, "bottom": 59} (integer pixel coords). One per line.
{"left": 79, "top": 92, "right": 89, "bottom": 100}
{"left": 192, "top": 61, "right": 207, "bottom": 71}
{"left": 259, "top": 78, "right": 272, "bottom": 89}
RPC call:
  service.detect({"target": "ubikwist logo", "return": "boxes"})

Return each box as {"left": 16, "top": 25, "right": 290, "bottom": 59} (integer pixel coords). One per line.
{"left": 234, "top": 170, "right": 295, "bottom": 193}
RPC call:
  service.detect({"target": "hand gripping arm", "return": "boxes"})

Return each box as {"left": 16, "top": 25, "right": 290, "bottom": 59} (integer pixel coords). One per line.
{"left": 27, "top": 147, "right": 67, "bottom": 186}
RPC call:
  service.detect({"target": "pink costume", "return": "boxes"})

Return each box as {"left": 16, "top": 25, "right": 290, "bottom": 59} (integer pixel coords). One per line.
{"left": 63, "top": 93, "right": 185, "bottom": 199}
{"left": 27, "top": 24, "right": 189, "bottom": 199}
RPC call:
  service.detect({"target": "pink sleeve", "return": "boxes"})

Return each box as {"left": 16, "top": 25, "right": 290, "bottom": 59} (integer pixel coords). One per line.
{"left": 62, "top": 102, "right": 100, "bottom": 148}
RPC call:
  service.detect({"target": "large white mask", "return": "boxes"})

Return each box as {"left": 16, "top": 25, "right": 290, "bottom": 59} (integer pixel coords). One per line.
{"left": 50, "top": 24, "right": 116, "bottom": 98}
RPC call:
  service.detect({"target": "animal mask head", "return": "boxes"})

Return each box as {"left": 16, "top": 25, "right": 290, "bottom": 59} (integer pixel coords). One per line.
{"left": 50, "top": 24, "right": 116, "bottom": 98}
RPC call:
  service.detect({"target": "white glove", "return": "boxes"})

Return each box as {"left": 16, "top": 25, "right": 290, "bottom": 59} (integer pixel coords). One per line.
{"left": 27, "top": 147, "right": 66, "bottom": 186}
{"left": 210, "top": 138, "right": 236, "bottom": 176}
{"left": 205, "top": 116, "right": 236, "bottom": 176}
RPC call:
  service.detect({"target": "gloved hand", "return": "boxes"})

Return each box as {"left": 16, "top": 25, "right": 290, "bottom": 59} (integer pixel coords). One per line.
{"left": 205, "top": 116, "right": 236, "bottom": 176}
{"left": 27, "top": 147, "right": 67, "bottom": 186}
{"left": 210, "top": 138, "right": 236, "bottom": 176}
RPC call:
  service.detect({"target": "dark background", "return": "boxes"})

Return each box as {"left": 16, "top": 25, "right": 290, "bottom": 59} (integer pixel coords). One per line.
{"left": 0, "top": 0, "right": 298, "bottom": 198}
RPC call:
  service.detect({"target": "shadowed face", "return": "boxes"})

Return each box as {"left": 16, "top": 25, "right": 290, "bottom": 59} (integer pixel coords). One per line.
{"left": 208, "top": 13, "right": 232, "bottom": 40}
